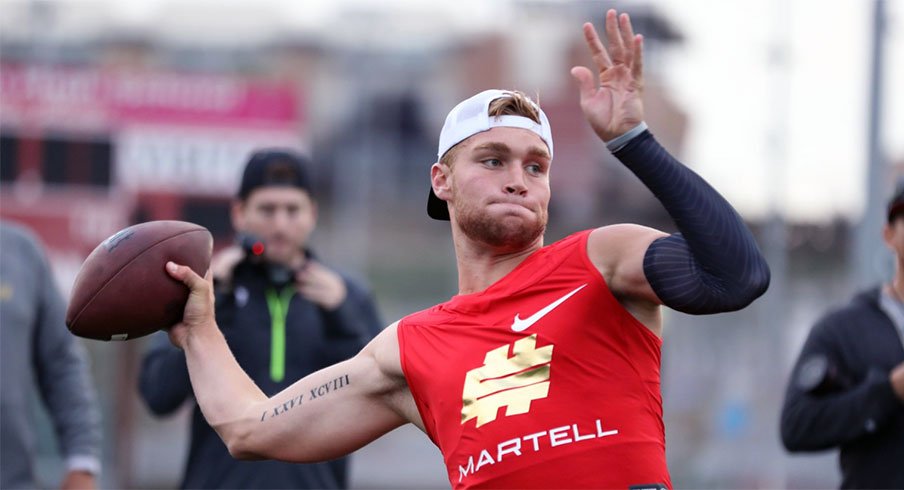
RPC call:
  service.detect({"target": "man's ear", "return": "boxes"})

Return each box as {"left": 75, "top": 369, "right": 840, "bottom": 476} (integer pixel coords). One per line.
{"left": 883, "top": 222, "right": 895, "bottom": 251}
{"left": 431, "top": 162, "right": 452, "bottom": 200}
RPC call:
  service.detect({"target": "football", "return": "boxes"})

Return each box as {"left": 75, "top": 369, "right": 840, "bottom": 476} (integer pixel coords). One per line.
{"left": 66, "top": 220, "right": 213, "bottom": 341}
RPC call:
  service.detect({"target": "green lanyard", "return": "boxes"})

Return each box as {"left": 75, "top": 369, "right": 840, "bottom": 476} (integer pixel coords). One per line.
{"left": 265, "top": 286, "right": 295, "bottom": 383}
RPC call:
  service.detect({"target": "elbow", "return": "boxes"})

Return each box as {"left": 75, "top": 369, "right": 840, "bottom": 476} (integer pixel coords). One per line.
{"left": 137, "top": 382, "right": 180, "bottom": 416}
{"left": 224, "top": 429, "right": 319, "bottom": 463}
{"left": 224, "top": 429, "right": 265, "bottom": 461}
{"left": 227, "top": 443, "right": 261, "bottom": 461}
{"left": 779, "top": 406, "right": 804, "bottom": 452}
{"left": 780, "top": 422, "right": 816, "bottom": 453}
{"left": 779, "top": 402, "right": 827, "bottom": 453}
{"left": 144, "top": 398, "right": 177, "bottom": 417}
{"left": 734, "top": 261, "right": 771, "bottom": 309}
{"left": 718, "top": 259, "right": 772, "bottom": 312}
{"left": 780, "top": 419, "right": 804, "bottom": 452}
{"left": 749, "top": 257, "right": 771, "bottom": 299}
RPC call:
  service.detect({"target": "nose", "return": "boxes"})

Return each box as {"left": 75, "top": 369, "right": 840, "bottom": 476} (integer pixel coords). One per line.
{"left": 271, "top": 208, "right": 293, "bottom": 230}
{"left": 504, "top": 165, "right": 528, "bottom": 196}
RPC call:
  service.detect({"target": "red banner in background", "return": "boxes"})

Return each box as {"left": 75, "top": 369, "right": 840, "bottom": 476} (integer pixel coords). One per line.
{"left": 0, "top": 63, "right": 302, "bottom": 131}
{"left": 0, "top": 62, "right": 305, "bottom": 274}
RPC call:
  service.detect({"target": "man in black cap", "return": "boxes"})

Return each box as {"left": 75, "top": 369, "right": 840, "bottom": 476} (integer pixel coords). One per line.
{"left": 781, "top": 179, "right": 904, "bottom": 488}
{"left": 138, "top": 149, "right": 383, "bottom": 489}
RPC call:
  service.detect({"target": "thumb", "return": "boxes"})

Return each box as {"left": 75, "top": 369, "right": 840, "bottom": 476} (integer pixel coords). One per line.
{"left": 570, "top": 66, "right": 596, "bottom": 102}
{"left": 166, "top": 261, "right": 206, "bottom": 290}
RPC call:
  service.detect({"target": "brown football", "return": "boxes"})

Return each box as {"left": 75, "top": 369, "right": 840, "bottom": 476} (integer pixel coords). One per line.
{"left": 66, "top": 220, "right": 213, "bottom": 341}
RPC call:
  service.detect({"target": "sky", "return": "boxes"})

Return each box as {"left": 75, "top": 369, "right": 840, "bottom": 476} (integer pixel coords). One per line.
{"left": 649, "top": 0, "right": 903, "bottom": 223}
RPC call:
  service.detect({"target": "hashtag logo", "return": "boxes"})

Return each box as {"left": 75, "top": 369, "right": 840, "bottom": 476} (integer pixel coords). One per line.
{"left": 461, "top": 334, "right": 554, "bottom": 428}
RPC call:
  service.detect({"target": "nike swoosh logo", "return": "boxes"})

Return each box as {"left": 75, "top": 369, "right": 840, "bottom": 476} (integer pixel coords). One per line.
{"left": 511, "top": 284, "right": 588, "bottom": 332}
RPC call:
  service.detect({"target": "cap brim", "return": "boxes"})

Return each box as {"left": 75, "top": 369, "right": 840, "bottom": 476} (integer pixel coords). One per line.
{"left": 427, "top": 188, "right": 450, "bottom": 221}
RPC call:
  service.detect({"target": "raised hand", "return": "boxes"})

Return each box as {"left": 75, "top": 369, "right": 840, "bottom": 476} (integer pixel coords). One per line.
{"left": 570, "top": 9, "right": 645, "bottom": 142}
{"left": 209, "top": 245, "right": 244, "bottom": 287}
{"left": 296, "top": 261, "right": 347, "bottom": 311}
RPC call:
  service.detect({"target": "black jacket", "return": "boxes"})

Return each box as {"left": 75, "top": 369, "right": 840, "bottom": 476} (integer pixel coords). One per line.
{"left": 781, "top": 288, "right": 904, "bottom": 489}
{"left": 138, "top": 254, "right": 383, "bottom": 489}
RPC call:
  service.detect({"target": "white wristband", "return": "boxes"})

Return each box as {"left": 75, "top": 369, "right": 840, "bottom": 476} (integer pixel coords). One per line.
{"left": 66, "top": 455, "right": 101, "bottom": 476}
{"left": 605, "top": 121, "right": 649, "bottom": 152}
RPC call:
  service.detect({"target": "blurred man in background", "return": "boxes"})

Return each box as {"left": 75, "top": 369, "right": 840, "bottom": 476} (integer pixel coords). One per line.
{"left": 138, "top": 150, "right": 383, "bottom": 489}
{"left": 781, "top": 180, "right": 904, "bottom": 488}
{"left": 0, "top": 220, "right": 103, "bottom": 490}
{"left": 160, "top": 9, "right": 769, "bottom": 489}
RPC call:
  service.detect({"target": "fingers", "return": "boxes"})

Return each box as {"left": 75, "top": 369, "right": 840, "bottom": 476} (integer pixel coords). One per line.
{"left": 588, "top": 9, "right": 637, "bottom": 68}
{"left": 632, "top": 34, "right": 644, "bottom": 83}
{"left": 570, "top": 66, "right": 597, "bottom": 101}
{"left": 295, "top": 261, "right": 346, "bottom": 310}
{"left": 605, "top": 9, "right": 625, "bottom": 63}
{"left": 210, "top": 246, "right": 242, "bottom": 282}
{"left": 166, "top": 261, "right": 208, "bottom": 290}
{"left": 619, "top": 13, "right": 636, "bottom": 62}
{"left": 582, "top": 22, "right": 611, "bottom": 71}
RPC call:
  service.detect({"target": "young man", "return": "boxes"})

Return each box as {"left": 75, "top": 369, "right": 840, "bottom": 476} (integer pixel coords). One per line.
{"left": 163, "top": 10, "right": 769, "bottom": 489}
{"left": 138, "top": 150, "right": 383, "bottom": 489}
{"left": 780, "top": 182, "right": 904, "bottom": 489}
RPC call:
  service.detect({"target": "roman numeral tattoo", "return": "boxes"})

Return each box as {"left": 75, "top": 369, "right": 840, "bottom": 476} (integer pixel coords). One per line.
{"left": 259, "top": 374, "right": 350, "bottom": 422}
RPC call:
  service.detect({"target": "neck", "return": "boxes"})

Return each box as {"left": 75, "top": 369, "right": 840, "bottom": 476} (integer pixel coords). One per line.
{"left": 452, "top": 228, "right": 543, "bottom": 295}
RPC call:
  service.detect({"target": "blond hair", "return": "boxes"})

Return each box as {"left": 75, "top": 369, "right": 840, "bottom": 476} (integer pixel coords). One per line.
{"left": 439, "top": 90, "right": 541, "bottom": 167}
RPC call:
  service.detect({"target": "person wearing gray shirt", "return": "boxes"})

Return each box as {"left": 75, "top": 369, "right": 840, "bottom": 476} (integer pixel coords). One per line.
{"left": 1, "top": 220, "right": 102, "bottom": 489}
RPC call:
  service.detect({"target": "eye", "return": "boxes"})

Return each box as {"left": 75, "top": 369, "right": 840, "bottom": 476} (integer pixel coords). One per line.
{"left": 258, "top": 204, "right": 276, "bottom": 217}
{"left": 482, "top": 158, "right": 502, "bottom": 168}
{"left": 525, "top": 163, "right": 543, "bottom": 176}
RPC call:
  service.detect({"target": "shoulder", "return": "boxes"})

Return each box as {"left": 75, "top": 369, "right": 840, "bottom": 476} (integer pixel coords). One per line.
{"left": 812, "top": 289, "right": 882, "bottom": 336}
{"left": 588, "top": 224, "right": 666, "bottom": 251}
{"left": 364, "top": 321, "right": 405, "bottom": 383}
{"left": 587, "top": 224, "right": 667, "bottom": 274}
{"left": 0, "top": 221, "right": 48, "bottom": 267}
{"left": 1, "top": 221, "right": 43, "bottom": 253}
{"left": 529, "top": 229, "right": 597, "bottom": 263}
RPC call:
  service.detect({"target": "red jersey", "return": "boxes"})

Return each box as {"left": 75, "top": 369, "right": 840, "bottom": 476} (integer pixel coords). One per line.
{"left": 397, "top": 230, "right": 671, "bottom": 489}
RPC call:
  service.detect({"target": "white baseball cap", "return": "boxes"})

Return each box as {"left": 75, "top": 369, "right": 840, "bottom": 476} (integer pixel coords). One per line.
{"left": 428, "top": 89, "right": 554, "bottom": 220}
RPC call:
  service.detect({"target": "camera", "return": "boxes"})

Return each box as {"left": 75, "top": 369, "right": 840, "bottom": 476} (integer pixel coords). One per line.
{"left": 236, "top": 232, "right": 297, "bottom": 286}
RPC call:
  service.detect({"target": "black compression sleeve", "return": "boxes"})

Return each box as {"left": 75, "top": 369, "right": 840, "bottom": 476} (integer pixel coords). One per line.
{"left": 613, "top": 130, "right": 770, "bottom": 314}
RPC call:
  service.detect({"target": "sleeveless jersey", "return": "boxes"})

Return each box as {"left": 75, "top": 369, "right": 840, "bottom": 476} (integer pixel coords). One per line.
{"left": 397, "top": 230, "right": 671, "bottom": 489}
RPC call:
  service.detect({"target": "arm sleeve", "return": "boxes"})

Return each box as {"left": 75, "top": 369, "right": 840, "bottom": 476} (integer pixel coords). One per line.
{"left": 613, "top": 130, "right": 771, "bottom": 314}
{"left": 137, "top": 331, "right": 192, "bottom": 415}
{"left": 31, "top": 244, "right": 102, "bottom": 474}
{"left": 780, "top": 316, "right": 903, "bottom": 451}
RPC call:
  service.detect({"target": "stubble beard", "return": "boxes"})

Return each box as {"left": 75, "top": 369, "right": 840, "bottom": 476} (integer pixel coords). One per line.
{"left": 455, "top": 197, "right": 547, "bottom": 251}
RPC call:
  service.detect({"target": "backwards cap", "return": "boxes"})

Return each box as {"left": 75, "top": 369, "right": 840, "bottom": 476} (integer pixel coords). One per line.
{"left": 238, "top": 149, "right": 313, "bottom": 200}
{"left": 428, "top": 89, "right": 554, "bottom": 220}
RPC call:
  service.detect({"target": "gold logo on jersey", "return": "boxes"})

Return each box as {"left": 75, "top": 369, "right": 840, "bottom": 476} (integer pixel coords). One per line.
{"left": 461, "top": 334, "right": 553, "bottom": 428}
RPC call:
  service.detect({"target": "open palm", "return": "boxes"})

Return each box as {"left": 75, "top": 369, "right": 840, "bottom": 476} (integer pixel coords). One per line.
{"left": 571, "top": 9, "right": 645, "bottom": 142}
